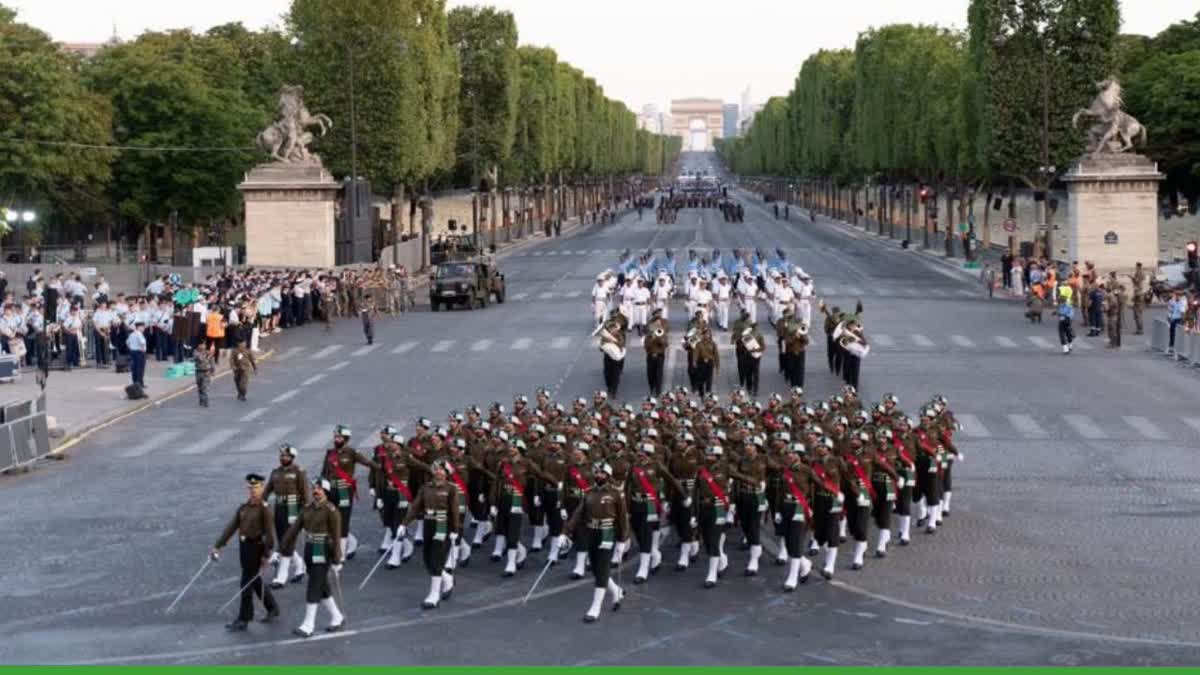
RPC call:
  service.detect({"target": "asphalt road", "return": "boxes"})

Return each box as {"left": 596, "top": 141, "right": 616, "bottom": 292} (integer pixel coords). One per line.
{"left": 3, "top": 153, "right": 1200, "bottom": 665}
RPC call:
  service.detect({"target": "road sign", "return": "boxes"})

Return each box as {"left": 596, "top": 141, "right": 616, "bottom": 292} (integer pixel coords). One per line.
{"left": 1104, "top": 231, "right": 1119, "bottom": 245}
{"left": 1002, "top": 218, "right": 1017, "bottom": 233}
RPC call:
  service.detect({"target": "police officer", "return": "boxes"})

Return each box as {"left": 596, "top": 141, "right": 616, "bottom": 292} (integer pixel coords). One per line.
{"left": 211, "top": 473, "right": 280, "bottom": 631}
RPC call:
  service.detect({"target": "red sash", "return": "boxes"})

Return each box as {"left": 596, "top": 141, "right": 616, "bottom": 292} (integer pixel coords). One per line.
{"left": 940, "top": 428, "right": 955, "bottom": 446}
{"left": 501, "top": 462, "right": 525, "bottom": 497}
{"left": 916, "top": 430, "right": 937, "bottom": 455}
{"left": 379, "top": 452, "right": 414, "bottom": 501}
{"left": 445, "top": 461, "right": 470, "bottom": 499}
{"left": 846, "top": 456, "right": 877, "bottom": 501}
{"left": 568, "top": 466, "right": 592, "bottom": 493}
{"left": 697, "top": 467, "right": 730, "bottom": 508}
{"left": 811, "top": 463, "right": 841, "bottom": 497}
{"left": 782, "top": 469, "right": 814, "bottom": 522}
{"left": 874, "top": 453, "right": 898, "bottom": 479}
{"left": 326, "top": 450, "right": 358, "bottom": 501}
{"left": 632, "top": 466, "right": 663, "bottom": 515}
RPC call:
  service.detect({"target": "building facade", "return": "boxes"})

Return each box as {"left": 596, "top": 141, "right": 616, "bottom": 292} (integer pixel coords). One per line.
{"left": 669, "top": 98, "right": 725, "bottom": 152}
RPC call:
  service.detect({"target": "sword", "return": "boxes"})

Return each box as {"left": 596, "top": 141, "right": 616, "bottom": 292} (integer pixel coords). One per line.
{"left": 359, "top": 537, "right": 401, "bottom": 590}
{"left": 330, "top": 565, "right": 347, "bottom": 620}
{"left": 216, "top": 567, "right": 266, "bottom": 614}
{"left": 165, "top": 557, "right": 212, "bottom": 614}
{"left": 522, "top": 556, "right": 557, "bottom": 606}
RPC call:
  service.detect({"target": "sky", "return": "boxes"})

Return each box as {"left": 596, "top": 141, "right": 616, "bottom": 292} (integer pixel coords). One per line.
{"left": 6, "top": 0, "right": 1195, "bottom": 113}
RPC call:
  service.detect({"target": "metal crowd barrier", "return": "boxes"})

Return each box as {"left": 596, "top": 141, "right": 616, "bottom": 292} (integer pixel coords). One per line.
{"left": 0, "top": 394, "right": 50, "bottom": 474}
{"left": 1151, "top": 318, "right": 1169, "bottom": 352}
{"left": 1149, "top": 318, "right": 1200, "bottom": 368}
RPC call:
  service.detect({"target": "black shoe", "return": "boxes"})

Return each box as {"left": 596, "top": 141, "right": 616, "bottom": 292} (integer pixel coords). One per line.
{"left": 634, "top": 576, "right": 647, "bottom": 585}
{"left": 225, "top": 620, "right": 249, "bottom": 632}
{"left": 583, "top": 614, "right": 598, "bottom": 623}
{"left": 850, "top": 562, "right": 863, "bottom": 571}
{"left": 926, "top": 526, "right": 936, "bottom": 535}
{"left": 503, "top": 570, "right": 515, "bottom": 578}
{"left": 269, "top": 581, "right": 284, "bottom": 590}
{"left": 531, "top": 545, "right": 542, "bottom": 553}
{"left": 838, "top": 535, "right": 847, "bottom": 544}
{"left": 290, "top": 573, "right": 305, "bottom": 584}
{"left": 821, "top": 570, "right": 833, "bottom": 580}
{"left": 325, "top": 622, "right": 345, "bottom": 633}
{"left": 442, "top": 586, "right": 454, "bottom": 600}
{"left": 401, "top": 551, "right": 413, "bottom": 563}
{"left": 293, "top": 628, "right": 313, "bottom": 638}
{"left": 704, "top": 580, "right": 716, "bottom": 589}
{"left": 899, "top": 538, "right": 910, "bottom": 546}
{"left": 460, "top": 556, "right": 470, "bottom": 568}
{"left": 414, "top": 539, "right": 424, "bottom": 547}
{"left": 422, "top": 600, "right": 439, "bottom": 610}
{"left": 744, "top": 568, "right": 757, "bottom": 577}
{"left": 875, "top": 550, "right": 887, "bottom": 559}
{"left": 345, "top": 551, "right": 356, "bottom": 561}
{"left": 942, "top": 510, "right": 950, "bottom": 518}
{"left": 570, "top": 571, "right": 584, "bottom": 580}
{"left": 799, "top": 572, "right": 810, "bottom": 584}
{"left": 674, "top": 564, "right": 687, "bottom": 572}
{"left": 783, "top": 584, "right": 796, "bottom": 593}
{"left": 260, "top": 606, "right": 280, "bottom": 623}
{"left": 491, "top": 554, "right": 502, "bottom": 563}
{"left": 916, "top": 517, "right": 927, "bottom": 527}
{"left": 386, "top": 563, "right": 400, "bottom": 570}
{"left": 517, "top": 558, "right": 527, "bottom": 570}
{"left": 774, "top": 557, "right": 786, "bottom": 566}
{"left": 471, "top": 542, "right": 482, "bottom": 550}
{"left": 807, "top": 547, "right": 818, "bottom": 557}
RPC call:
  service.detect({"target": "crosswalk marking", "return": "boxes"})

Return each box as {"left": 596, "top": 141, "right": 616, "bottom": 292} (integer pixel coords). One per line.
{"left": 873, "top": 334, "right": 895, "bottom": 347}
{"left": 299, "top": 426, "right": 332, "bottom": 451}
{"left": 995, "top": 336, "right": 1018, "bottom": 348}
{"left": 1008, "top": 414, "right": 1048, "bottom": 437}
{"left": 235, "top": 426, "right": 292, "bottom": 454}
{"left": 431, "top": 340, "right": 455, "bottom": 353}
{"left": 1028, "top": 336, "right": 1055, "bottom": 349}
{"left": 531, "top": 252, "right": 543, "bottom": 257}
{"left": 538, "top": 292, "right": 555, "bottom": 300}
{"left": 1071, "top": 339, "right": 1094, "bottom": 351}
{"left": 566, "top": 291, "right": 583, "bottom": 299}
{"left": 845, "top": 286, "right": 864, "bottom": 296}
{"left": 1183, "top": 418, "right": 1200, "bottom": 435}
{"left": 301, "top": 373, "right": 327, "bottom": 387}
{"left": 511, "top": 338, "right": 532, "bottom": 351}
{"left": 119, "top": 430, "right": 185, "bottom": 458}
{"left": 511, "top": 292, "right": 529, "bottom": 301}
{"left": 955, "top": 414, "right": 991, "bottom": 438}
{"left": 929, "top": 289, "right": 950, "bottom": 297}
{"left": 271, "top": 390, "right": 300, "bottom": 404}
{"left": 471, "top": 339, "right": 494, "bottom": 352}
{"left": 391, "top": 341, "right": 418, "bottom": 355}
{"left": 950, "top": 335, "right": 975, "bottom": 348}
{"left": 550, "top": 337, "right": 571, "bottom": 350}
{"left": 351, "top": 344, "right": 378, "bottom": 357}
{"left": 1063, "top": 414, "right": 1108, "bottom": 440}
{"left": 912, "top": 334, "right": 935, "bottom": 348}
{"left": 311, "top": 345, "right": 343, "bottom": 360}
{"left": 240, "top": 408, "right": 270, "bottom": 423}
{"left": 1123, "top": 416, "right": 1168, "bottom": 440}
{"left": 328, "top": 361, "right": 350, "bottom": 372}
{"left": 180, "top": 428, "right": 241, "bottom": 455}
{"left": 276, "top": 346, "right": 305, "bottom": 361}
{"left": 955, "top": 289, "right": 975, "bottom": 297}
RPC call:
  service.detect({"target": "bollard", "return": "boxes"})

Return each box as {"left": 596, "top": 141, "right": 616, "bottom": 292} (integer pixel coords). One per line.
{"left": 1150, "top": 318, "right": 1169, "bottom": 353}
{"left": 1190, "top": 333, "right": 1200, "bottom": 366}
{"left": 1176, "top": 331, "right": 1192, "bottom": 362}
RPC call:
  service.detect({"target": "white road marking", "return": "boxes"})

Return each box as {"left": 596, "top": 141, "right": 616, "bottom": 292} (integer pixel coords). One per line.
{"left": 531, "top": 252, "right": 543, "bottom": 257}
{"left": 950, "top": 335, "right": 975, "bottom": 348}
{"left": 301, "top": 373, "right": 327, "bottom": 387}
{"left": 538, "top": 292, "right": 555, "bottom": 300}
{"left": 240, "top": 408, "right": 270, "bottom": 423}
{"left": 872, "top": 334, "right": 895, "bottom": 347}
{"left": 351, "top": 344, "right": 379, "bottom": 357}
{"left": 844, "top": 286, "right": 864, "bottom": 296}
{"left": 929, "top": 289, "right": 951, "bottom": 297}
{"left": 1007, "top": 414, "right": 1048, "bottom": 437}
{"left": 271, "top": 390, "right": 301, "bottom": 404}
{"left": 1071, "top": 339, "right": 1094, "bottom": 351}
{"left": 471, "top": 339, "right": 494, "bottom": 352}
{"left": 431, "top": 340, "right": 455, "bottom": 353}
{"left": 550, "top": 337, "right": 571, "bottom": 350}
{"left": 311, "top": 345, "right": 343, "bottom": 360}
{"left": 911, "top": 334, "right": 935, "bottom": 348}
{"left": 956, "top": 289, "right": 975, "bottom": 297}
{"left": 994, "top": 336, "right": 1018, "bottom": 348}
{"left": 1028, "top": 336, "right": 1055, "bottom": 349}
{"left": 327, "top": 361, "right": 351, "bottom": 372}
{"left": 391, "top": 341, "right": 418, "bottom": 354}
{"left": 566, "top": 291, "right": 583, "bottom": 299}
{"left": 234, "top": 426, "right": 293, "bottom": 453}
{"left": 179, "top": 427, "right": 241, "bottom": 455}
{"left": 118, "top": 430, "right": 185, "bottom": 458}
{"left": 1123, "top": 416, "right": 1168, "bottom": 440}
{"left": 955, "top": 414, "right": 991, "bottom": 438}
{"left": 511, "top": 293, "right": 529, "bottom": 301}
{"left": 511, "top": 338, "right": 532, "bottom": 351}
{"left": 276, "top": 346, "right": 304, "bottom": 360}
{"left": 299, "top": 426, "right": 333, "bottom": 451}
{"left": 1063, "top": 414, "right": 1109, "bottom": 440}
{"left": 1183, "top": 418, "right": 1200, "bottom": 435}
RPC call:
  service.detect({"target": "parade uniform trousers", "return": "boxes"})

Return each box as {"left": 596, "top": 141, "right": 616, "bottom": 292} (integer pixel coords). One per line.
{"left": 646, "top": 351, "right": 665, "bottom": 398}
{"left": 785, "top": 349, "right": 806, "bottom": 388}
{"left": 603, "top": 355, "right": 623, "bottom": 398}
{"left": 237, "top": 537, "right": 278, "bottom": 622}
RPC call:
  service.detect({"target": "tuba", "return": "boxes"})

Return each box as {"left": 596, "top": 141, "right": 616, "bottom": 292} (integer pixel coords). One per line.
{"left": 839, "top": 321, "right": 870, "bottom": 359}
{"left": 598, "top": 327, "right": 626, "bottom": 361}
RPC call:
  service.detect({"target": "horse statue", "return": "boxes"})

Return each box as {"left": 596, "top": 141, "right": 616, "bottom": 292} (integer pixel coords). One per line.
{"left": 1072, "top": 78, "right": 1147, "bottom": 155}
{"left": 257, "top": 85, "right": 333, "bottom": 164}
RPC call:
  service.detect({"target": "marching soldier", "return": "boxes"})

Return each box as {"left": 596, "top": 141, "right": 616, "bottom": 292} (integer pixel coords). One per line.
{"left": 668, "top": 435, "right": 701, "bottom": 570}
{"left": 559, "top": 461, "right": 628, "bottom": 623}
{"left": 695, "top": 445, "right": 734, "bottom": 588}
{"left": 914, "top": 410, "right": 944, "bottom": 534}
{"left": 280, "top": 478, "right": 345, "bottom": 638}
{"left": 777, "top": 444, "right": 815, "bottom": 590}
{"left": 644, "top": 316, "right": 669, "bottom": 398}
{"left": 809, "top": 437, "right": 845, "bottom": 579}
{"left": 730, "top": 308, "right": 751, "bottom": 389}
{"left": 598, "top": 316, "right": 627, "bottom": 399}
{"left": 783, "top": 313, "right": 809, "bottom": 388}
{"left": 563, "top": 443, "right": 596, "bottom": 578}
{"left": 370, "top": 428, "right": 426, "bottom": 569}
{"left": 628, "top": 441, "right": 684, "bottom": 583}
{"left": 821, "top": 303, "right": 842, "bottom": 376}
{"left": 402, "top": 459, "right": 463, "bottom": 609}
{"left": 321, "top": 425, "right": 380, "bottom": 561}
{"left": 729, "top": 437, "right": 768, "bottom": 576}
{"left": 231, "top": 341, "right": 257, "bottom": 401}
{"left": 194, "top": 344, "right": 214, "bottom": 408}
{"left": 211, "top": 473, "right": 280, "bottom": 631}
{"left": 693, "top": 326, "right": 719, "bottom": 397}
{"left": 265, "top": 445, "right": 309, "bottom": 589}
{"left": 491, "top": 441, "right": 557, "bottom": 576}
{"left": 738, "top": 325, "right": 765, "bottom": 398}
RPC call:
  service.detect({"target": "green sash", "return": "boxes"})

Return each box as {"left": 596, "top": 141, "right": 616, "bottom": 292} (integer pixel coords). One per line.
{"left": 595, "top": 518, "right": 615, "bottom": 550}
{"left": 756, "top": 490, "right": 768, "bottom": 513}
{"left": 509, "top": 492, "right": 523, "bottom": 515}
{"left": 432, "top": 510, "right": 448, "bottom": 542}
{"left": 284, "top": 495, "right": 299, "bottom": 524}
{"left": 310, "top": 534, "right": 329, "bottom": 564}
{"left": 829, "top": 493, "right": 844, "bottom": 514}
{"left": 336, "top": 483, "right": 351, "bottom": 508}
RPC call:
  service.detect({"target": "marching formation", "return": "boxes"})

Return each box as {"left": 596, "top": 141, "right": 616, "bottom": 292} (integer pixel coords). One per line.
{"left": 208, "top": 386, "right": 964, "bottom": 631}
{"left": 592, "top": 249, "right": 870, "bottom": 398}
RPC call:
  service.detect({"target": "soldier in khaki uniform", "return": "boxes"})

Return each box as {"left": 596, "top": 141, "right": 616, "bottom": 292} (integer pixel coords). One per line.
{"left": 211, "top": 473, "right": 280, "bottom": 631}
{"left": 403, "top": 459, "right": 463, "bottom": 609}
{"left": 231, "top": 342, "right": 257, "bottom": 401}
{"left": 560, "top": 461, "right": 630, "bottom": 623}
{"left": 1104, "top": 284, "right": 1124, "bottom": 348}
{"left": 692, "top": 326, "right": 720, "bottom": 397}
{"left": 265, "top": 445, "right": 309, "bottom": 588}
{"left": 1129, "top": 262, "right": 1146, "bottom": 335}
{"left": 281, "top": 478, "right": 345, "bottom": 638}
{"left": 321, "top": 425, "right": 380, "bottom": 561}
{"left": 644, "top": 312, "right": 669, "bottom": 398}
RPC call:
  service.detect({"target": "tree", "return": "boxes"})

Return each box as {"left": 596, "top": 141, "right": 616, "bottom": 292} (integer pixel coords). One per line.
{"left": 1124, "top": 51, "right": 1200, "bottom": 209}
{"left": 86, "top": 30, "right": 260, "bottom": 229}
{"left": 0, "top": 5, "right": 112, "bottom": 237}
{"left": 507, "top": 46, "right": 557, "bottom": 185}
{"left": 448, "top": 6, "right": 518, "bottom": 188}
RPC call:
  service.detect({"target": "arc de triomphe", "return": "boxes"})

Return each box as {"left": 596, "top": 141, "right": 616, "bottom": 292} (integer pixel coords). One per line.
{"left": 670, "top": 98, "right": 725, "bottom": 152}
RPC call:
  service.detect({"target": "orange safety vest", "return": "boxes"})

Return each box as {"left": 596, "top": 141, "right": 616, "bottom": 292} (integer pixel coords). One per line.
{"left": 206, "top": 312, "right": 226, "bottom": 339}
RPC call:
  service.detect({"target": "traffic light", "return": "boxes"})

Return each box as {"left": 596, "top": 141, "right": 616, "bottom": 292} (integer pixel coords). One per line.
{"left": 1188, "top": 241, "right": 1198, "bottom": 270}
{"left": 918, "top": 186, "right": 931, "bottom": 203}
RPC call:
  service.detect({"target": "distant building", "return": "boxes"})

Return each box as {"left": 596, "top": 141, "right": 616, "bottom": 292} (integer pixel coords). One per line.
{"left": 722, "top": 104, "right": 739, "bottom": 139}
{"left": 59, "top": 42, "right": 108, "bottom": 59}
{"left": 669, "top": 98, "right": 725, "bottom": 152}
{"left": 638, "top": 104, "right": 666, "bottom": 134}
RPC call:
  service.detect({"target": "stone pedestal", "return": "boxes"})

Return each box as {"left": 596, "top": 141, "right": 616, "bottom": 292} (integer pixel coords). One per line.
{"left": 239, "top": 163, "right": 340, "bottom": 268}
{"left": 1062, "top": 154, "right": 1163, "bottom": 274}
